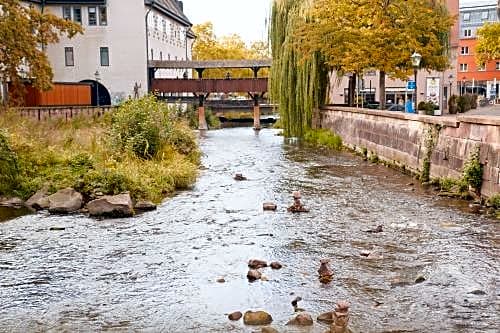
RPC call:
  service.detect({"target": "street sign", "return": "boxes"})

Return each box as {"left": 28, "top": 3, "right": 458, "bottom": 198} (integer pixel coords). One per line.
{"left": 407, "top": 81, "right": 416, "bottom": 90}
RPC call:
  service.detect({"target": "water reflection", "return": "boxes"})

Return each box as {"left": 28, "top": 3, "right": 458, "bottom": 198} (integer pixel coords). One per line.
{"left": 0, "top": 128, "right": 498, "bottom": 332}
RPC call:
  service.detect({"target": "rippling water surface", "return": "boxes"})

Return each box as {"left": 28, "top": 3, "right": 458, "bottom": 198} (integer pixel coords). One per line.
{"left": 1, "top": 128, "right": 498, "bottom": 332}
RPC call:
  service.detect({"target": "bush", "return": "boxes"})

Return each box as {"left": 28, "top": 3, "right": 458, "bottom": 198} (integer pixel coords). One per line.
{"left": 0, "top": 131, "right": 19, "bottom": 195}
{"left": 487, "top": 194, "right": 500, "bottom": 209}
{"left": 448, "top": 95, "right": 458, "bottom": 114}
{"left": 111, "top": 96, "right": 173, "bottom": 159}
{"left": 457, "top": 95, "right": 472, "bottom": 113}
{"left": 304, "top": 129, "right": 343, "bottom": 150}
{"left": 417, "top": 101, "right": 436, "bottom": 115}
{"left": 462, "top": 146, "right": 483, "bottom": 191}
{"left": 186, "top": 105, "right": 220, "bottom": 129}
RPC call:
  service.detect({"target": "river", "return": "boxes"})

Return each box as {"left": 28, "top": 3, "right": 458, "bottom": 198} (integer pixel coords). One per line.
{"left": 0, "top": 128, "right": 498, "bottom": 332}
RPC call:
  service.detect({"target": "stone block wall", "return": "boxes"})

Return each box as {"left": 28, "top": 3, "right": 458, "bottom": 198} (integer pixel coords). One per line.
{"left": 317, "top": 106, "right": 500, "bottom": 197}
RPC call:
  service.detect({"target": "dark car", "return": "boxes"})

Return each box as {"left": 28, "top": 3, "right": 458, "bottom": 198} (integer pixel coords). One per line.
{"left": 387, "top": 104, "right": 405, "bottom": 112}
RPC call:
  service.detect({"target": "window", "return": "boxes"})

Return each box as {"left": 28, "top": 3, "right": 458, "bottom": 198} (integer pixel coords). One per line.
{"left": 62, "top": 6, "right": 71, "bottom": 20}
{"left": 463, "top": 29, "right": 472, "bottom": 37}
{"left": 463, "top": 13, "right": 470, "bottom": 21}
{"left": 481, "top": 11, "right": 489, "bottom": 20}
{"left": 73, "top": 7, "right": 82, "bottom": 24}
{"left": 160, "top": 51, "right": 163, "bottom": 60}
{"left": 496, "top": 62, "right": 500, "bottom": 70}
{"left": 154, "top": 14, "right": 158, "bottom": 30}
{"left": 151, "top": 49, "right": 154, "bottom": 60}
{"left": 162, "top": 19, "right": 167, "bottom": 33}
{"left": 88, "top": 7, "right": 97, "bottom": 26}
{"left": 478, "top": 63, "right": 486, "bottom": 71}
{"left": 460, "top": 63, "right": 468, "bottom": 72}
{"left": 99, "top": 6, "right": 107, "bottom": 26}
{"left": 100, "top": 47, "right": 109, "bottom": 66}
{"left": 65, "top": 47, "right": 74, "bottom": 66}
{"left": 460, "top": 46, "right": 469, "bottom": 55}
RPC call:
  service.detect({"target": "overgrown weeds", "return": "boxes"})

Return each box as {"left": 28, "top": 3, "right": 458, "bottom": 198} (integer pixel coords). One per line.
{"left": 303, "top": 129, "right": 343, "bottom": 150}
{"left": 0, "top": 96, "right": 199, "bottom": 203}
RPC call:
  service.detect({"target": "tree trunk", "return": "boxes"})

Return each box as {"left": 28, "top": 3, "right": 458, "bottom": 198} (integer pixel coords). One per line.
{"left": 348, "top": 73, "right": 357, "bottom": 107}
{"left": 379, "top": 71, "right": 386, "bottom": 110}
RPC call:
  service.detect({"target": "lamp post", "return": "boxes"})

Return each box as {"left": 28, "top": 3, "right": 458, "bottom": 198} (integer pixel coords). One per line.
{"left": 94, "top": 70, "right": 100, "bottom": 107}
{"left": 411, "top": 52, "right": 422, "bottom": 110}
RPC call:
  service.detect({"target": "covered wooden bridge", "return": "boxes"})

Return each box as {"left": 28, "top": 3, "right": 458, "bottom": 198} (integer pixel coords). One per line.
{"left": 148, "top": 59, "right": 271, "bottom": 130}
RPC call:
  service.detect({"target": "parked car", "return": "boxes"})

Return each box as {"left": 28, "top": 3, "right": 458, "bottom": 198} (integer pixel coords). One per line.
{"left": 387, "top": 104, "right": 405, "bottom": 112}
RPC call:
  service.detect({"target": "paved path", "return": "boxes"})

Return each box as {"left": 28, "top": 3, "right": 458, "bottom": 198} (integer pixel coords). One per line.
{"left": 465, "top": 104, "right": 500, "bottom": 116}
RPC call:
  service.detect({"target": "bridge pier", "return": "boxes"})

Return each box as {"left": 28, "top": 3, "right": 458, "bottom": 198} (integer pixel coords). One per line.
{"left": 198, "top": 94, "right": 208, "bottom": 130}
{"left": 253, "top": 103, "right": 261, "bottom": 131}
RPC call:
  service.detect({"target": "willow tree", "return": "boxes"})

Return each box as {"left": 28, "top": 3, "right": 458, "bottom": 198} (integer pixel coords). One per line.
{"left": 270, "top": 0, "right": 329, "bottom": 138}
{"left": 293, "top": 0, "right": 454, "bottom": 109}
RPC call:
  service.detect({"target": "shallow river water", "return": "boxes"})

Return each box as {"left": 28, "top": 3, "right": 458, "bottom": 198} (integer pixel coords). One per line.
{"left": 1, "top": 128, "right": 499, "bottom": 332}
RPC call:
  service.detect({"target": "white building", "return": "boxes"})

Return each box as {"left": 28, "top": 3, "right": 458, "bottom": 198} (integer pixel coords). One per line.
{"left": 23, "top": 0, "right": 195, "bottom": 105}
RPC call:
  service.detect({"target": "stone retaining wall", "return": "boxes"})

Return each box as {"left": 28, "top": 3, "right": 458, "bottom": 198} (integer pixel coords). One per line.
{"left": 315, "top": 106, "right": 500, "bottom": 197}
{"left": 12, "top": 106, "right": 115, "bottom": 121}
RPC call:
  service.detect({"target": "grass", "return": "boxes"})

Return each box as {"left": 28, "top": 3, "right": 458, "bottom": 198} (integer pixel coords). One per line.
{"left": 303, "top": 129, "right": 343, "bottom": 150}
{"left": 0, "top": 97, "right": 199, "bottom": 203}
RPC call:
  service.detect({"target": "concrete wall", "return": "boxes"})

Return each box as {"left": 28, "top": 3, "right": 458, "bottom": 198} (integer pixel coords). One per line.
{"left": 316, "top": 106, "right": 500, "bottom": 197}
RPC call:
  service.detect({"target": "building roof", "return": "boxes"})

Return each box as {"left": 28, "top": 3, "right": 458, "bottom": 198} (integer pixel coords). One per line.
{"left": 27, "top": 0, "right": 106, "bottom": 4}
{"left": 460, "top": 0, "right": 497, "bottom": 9}
{"left": 145, "top": 0, "right": 192, "bottom": 27}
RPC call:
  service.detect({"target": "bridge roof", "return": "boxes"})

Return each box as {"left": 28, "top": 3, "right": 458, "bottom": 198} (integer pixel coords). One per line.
{"left": 148, "top": 59, "right": 272, "bottom": 69}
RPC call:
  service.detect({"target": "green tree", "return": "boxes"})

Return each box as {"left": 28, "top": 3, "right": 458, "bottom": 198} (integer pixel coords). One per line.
{"left": 476, "top": 22, "right": 500, "bottom": 65}
{"left": 0, "top": 0, "right": 83, "bottom": 104}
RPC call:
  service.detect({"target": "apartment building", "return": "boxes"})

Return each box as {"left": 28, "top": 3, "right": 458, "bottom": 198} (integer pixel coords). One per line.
{"left": 457, "top": 0, "right": 499, "bottom": 99}
{"left": 21, "top": 0, "right": 195, "bottom": 105}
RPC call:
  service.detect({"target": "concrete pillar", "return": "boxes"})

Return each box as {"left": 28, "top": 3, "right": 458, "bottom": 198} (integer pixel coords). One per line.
{"left": 198, "top": 106, "right": 208, "bottom": 130}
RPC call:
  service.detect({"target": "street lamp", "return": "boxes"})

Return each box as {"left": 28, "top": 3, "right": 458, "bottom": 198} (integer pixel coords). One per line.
{"left": 411, "top": 52, "right": 422, "bottom": 109}
{"left": 94, "top": 70, "right": 100, "bottom": 107}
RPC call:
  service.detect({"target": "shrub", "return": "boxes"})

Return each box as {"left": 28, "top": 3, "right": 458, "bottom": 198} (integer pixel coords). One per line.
{"left": 448, "top": 95, "right": 458, "bottom": 114}
{"left": 417, "top": 101, "right": 436, "bottom": 115}
{"left": 304, "top": 129, "right": 343, "bottom": 150}
{"left": 186, "top": 105, "right": 220, "bottom": 129}
{"left": 487, "top": 194, "right": 500, "bottom": 209}
{"left": 167, "top": 122, "right": 199, "bottom": 157}
{"left": 0, "top": 131, "right": 19, "bottom": 195}
{"left": 457, "top": 95, "right": 472, "bottom": 113}
{"left": 110, "top": 96, "right": 173, "bottom": 159}
{"left": 462, "top": 146, "right": 483, "bottom": 191}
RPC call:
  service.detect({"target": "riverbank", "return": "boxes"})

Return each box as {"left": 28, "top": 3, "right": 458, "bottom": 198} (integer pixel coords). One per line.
{"left": 0, "top": 97, "right": 199, "bottom": 216}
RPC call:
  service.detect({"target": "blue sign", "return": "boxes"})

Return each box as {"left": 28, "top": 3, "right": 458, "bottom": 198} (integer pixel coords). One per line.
{"left": 407, "top": 81, "right": 416, "bottom": 90}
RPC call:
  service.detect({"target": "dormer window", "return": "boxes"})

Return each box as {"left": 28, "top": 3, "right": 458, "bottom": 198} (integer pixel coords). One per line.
{"left": 481, "top": 11, "right": 489, "bottom": 20}
{"left": 463, "top": 13, "right": 470, "bottom": 21}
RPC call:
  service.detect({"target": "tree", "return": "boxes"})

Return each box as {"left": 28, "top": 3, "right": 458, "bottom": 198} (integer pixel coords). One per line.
{"left": 476, "top": 22, "right": 500, "bottom": 65}
{"left": 192, "top": 22, "right": 269, "bottom": 78}
{"left": 294, "top": 0, "right": 454, "bottom": 109}
{"left": 0, "top": 0, "right": 83, "bottom": 104}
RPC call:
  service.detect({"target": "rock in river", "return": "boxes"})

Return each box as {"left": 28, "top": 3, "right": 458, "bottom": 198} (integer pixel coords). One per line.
{"left": 87, "top": 193, "right": 134, "bottom": 218}
{"left": 263, "top": 202, "right": 277, "bottom": 211}
{"left": 248, "top": 259, "right": 268, "bottom": 269}
{"left": 261, "top": 327, "right": 279, "bottom": 333}
{"left": 247, "top": 269, "right": 262, "bottom": 281}
{"left": 243, "top": 310, "right": 273, "bottom": 325}
{"left": 134, "top": 200, "right": 157, "bottom": 212}
{"left": 228, "top": 311, "right": 242, "bottom": 321}
{"left": 286, "top": 312, "right": 313, "bottom": 326}
{"left": 0, "top": 197, "right": 24, "bottom": 209}
{"left": 270, "top": 261, "right": 282, "bottom": 270}
{"left": 47, "top": 188, "right": 83, "bottom": 214}
{"left": 25, "top": 187, "right": 49, "bottom": 210}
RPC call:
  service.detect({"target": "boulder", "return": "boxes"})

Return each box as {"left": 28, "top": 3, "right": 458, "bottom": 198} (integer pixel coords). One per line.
{"left": 25, "top": 187, "right": 49, "bottom": 210}
{"left": 248, "top": 259, "right": 268, "bottom": 269}
{"left": 286, "top": 313, "right": 313, "bottom": 326}
{"left": 234, "top": 173, "right": 247, "bottom": 181}
{"left": 247, "top": 269, "right": 262, "bottom": 281}
{"left": 270, "top": 262, "right": 282, "bottom": 270}
{"left": 0, "top": 197, "right": 24, "bottom": 209}
{"left": 134, "top": 200, "right": 157, "bottom": 212}
{"left": 228, "top": 311, "right": 243, "bottom": 321}
{"left": 87, "top": 193, "right": 134, "bottom": 218}
{"left": 243, "top": 311, "right": 273, "bottom": 325}
{"left": 263, "top": 202, "right": 277, "bottom": 211}
{"left": 47, "top": 188, "right": 83, "bottom": 214}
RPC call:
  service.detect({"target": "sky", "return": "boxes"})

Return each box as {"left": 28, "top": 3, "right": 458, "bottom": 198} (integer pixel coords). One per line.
{"left": 183, "top": 0, "right": 272, "bottom": 44}
{"left": 182, "top": 0, "right": 494, "bottom": 44}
